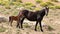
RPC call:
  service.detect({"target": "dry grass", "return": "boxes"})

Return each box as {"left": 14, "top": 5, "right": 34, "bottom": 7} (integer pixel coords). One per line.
{"left": 0, "top": 2, "right": 60, "bottom": 34}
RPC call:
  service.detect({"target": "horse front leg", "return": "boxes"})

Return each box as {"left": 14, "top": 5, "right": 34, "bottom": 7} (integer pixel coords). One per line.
{"left": 20, "top": 17, "right": 25, "bottom": 28}
{"left": 39, "top": 21, "right": 43, "bottom": 32}
{"left": 37, "top": 15, "right": 43, "bottom": 32}
{"left": 35, "top": 21, "right": 38, "bottom": 31}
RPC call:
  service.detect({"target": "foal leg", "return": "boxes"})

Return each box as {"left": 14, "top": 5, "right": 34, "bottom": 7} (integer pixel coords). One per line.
{"left": 16, "top": 18, "right": 21, "bottom": 28}
{"left": 16, "top": 21, "right": 20, "bottom": 28}
{"left": 10, "top": 20, "right": 13, "bottom": 26}
{"left": 35, "top": 21, "right": 38, "bottom": 31}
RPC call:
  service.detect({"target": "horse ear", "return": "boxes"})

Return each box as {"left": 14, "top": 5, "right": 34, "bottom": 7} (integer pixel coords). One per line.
{"left": 45, "top": 6, "right": 49, "bottom": 10}
{"left": 47, "top": 7, "right": 49, "bottom": 9}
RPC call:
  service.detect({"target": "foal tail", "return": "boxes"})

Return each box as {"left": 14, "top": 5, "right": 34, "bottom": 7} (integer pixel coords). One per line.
{"left": 9, "top": 17, "right": 11, "bottom": 22}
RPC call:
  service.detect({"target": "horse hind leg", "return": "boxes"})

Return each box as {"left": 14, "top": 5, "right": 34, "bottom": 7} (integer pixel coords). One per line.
{"left": 35, "top": 21, "right": 38, "bottom": 31}
{"left": 20, "top": 17, "right": 25, "bottom": 28}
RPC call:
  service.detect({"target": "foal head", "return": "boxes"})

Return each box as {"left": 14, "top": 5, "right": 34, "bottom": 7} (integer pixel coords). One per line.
{"left": 44, "top": 7, "right": 49, "bottom": 16}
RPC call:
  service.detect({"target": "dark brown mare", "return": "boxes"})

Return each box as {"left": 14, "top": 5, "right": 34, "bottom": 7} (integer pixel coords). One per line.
{"left": 17, "top": 7, "right": 49, "bottom": 32}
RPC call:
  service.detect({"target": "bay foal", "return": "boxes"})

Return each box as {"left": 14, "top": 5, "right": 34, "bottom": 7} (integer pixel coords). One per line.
{"left": 9, "top": 16, "right": 19, "bottom": 26}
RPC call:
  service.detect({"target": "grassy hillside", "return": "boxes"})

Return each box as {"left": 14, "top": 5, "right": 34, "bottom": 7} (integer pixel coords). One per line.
{"left": 0, "top": 0, "right": 60, "bottom": 34}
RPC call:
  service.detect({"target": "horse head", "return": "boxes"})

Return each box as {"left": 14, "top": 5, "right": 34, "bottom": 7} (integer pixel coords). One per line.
{"left": 44, "top": 6, "right": 49, "bottom": 16}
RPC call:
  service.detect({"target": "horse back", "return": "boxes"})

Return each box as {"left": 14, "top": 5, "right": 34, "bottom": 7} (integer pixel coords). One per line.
{"left": 9, "top": 16, "right": 18, "bottom": 22}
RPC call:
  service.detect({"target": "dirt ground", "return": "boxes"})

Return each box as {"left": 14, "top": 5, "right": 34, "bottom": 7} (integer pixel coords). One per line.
{"left": 0, "top": 9, "right": 60, "bottom": 34}
{"left": 0, "top": 0, "right": 60, "bottom": 34}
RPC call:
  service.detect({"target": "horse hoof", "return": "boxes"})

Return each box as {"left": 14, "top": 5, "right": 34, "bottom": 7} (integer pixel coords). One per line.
{"left": 19, "top": 27, "right": 20, "bottom": 28}
{"left": 35, "top": 29, "right": 37, "bottom": 31}
{"left": 41, "top": 30, "right": 43, "bottom": 32}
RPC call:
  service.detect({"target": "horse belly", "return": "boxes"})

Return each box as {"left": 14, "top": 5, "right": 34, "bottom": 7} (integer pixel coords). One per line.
{"left": 13, "top": 18, "right": 18, "bottom": 21}
{"left": 27, "top": 13, "right": 37, "bottom": 21}
{"left": 27, "top": 17, "right": 37, "bottom": 21}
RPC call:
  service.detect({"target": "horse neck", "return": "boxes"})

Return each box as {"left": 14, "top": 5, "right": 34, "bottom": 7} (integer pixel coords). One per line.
{"left": 39, "top": 9, "right": 45, "bottom": 17}
{"left": 23, "top": 10, "right": 29, "bottom": 17}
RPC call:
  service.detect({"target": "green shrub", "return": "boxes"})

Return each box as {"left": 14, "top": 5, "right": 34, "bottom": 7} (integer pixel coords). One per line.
{"left": 40, "top": 2, "right": 47, "bottom": 7}
{"left": 35, "top": 0, "right": 42, "bottom": 3}
{"left": 46, "top": 2, "right": 54, "bottom": 6}
{"left": 15, "top": 3, "right": 24, "bottom": 7}
{"left": 24, "top": 2, "right": 35, "bottom": 10}
{"left": 0, "top": 0, "right": 22, "bottom": 6}
{"left": 40, "top": 2, "right": 54, "bottom": 7}
{"left": 34, "top": 8, "right": 40, "bottom": 10}
{"left": 5, "top": 6, "right": 11, "bottom": 9}
{"left": 0, "top": 0, "right": 10, "bottom": 6}
{"left": 1, "top": 1, "right": 6, "bottom": 5}
{"left": 10, "top": 2, "right": 23, "bottom": 7}
{"left": 16, "top": 0, "right": 22, "bottom": 3}
{"left": 12, "top": 0, "right": 16, "bottom": 2}
{"left": 12, "top": 0, "right": 22, "bottom": 3}
{"left": 24, "top": 6, "right": 31, "bottom": 10}
{"left": 3, "top": 11, "right": 9, "bottom": 15}
{"left": 13, "top": 11, "right": 18, "bottom": 15}
{"left": 49, "top": 6, "right": 56, "bottom": 9}
{"left": 50, "top": 0, "right": 58, "bottom": 2}
{"left": 49, "top": 5, "right": 60, "bottom": 9}
{"left": 0, "top": 27, "right": 6, "bottom": 32}
{"left": 25, "top": 6, "right": 35, "bottom": 10}
{"left": 55, "top": 5, "right": 60, "bottom": 9}
{"left": 48, "top": 26, "right": 54, "bottom": 31}
{"left": 11, "top": 2, "right": 20, "bottom": 5}
{"left": 25, "top": 2, "right": 35, "bottom": 7}
{"left": 0, "top": 0, "right": 2, "bottom": 5}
